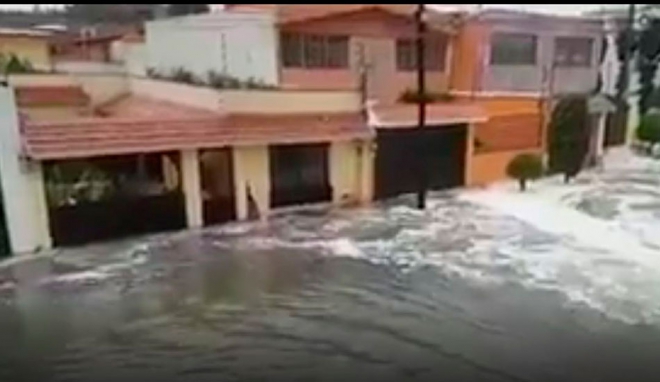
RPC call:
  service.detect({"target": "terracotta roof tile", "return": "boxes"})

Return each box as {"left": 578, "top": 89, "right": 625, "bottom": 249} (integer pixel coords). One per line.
{"left": 370, "top": 102, "right": 488, "bottom": 128}
{"left": 22, "top": 112, "right": 370, "bottom": 160}
{"left": 15, "top": 85, "right": 90, "bottom": 108}
{"left": 231, "top": 4, "right": 459, "bottom": 26}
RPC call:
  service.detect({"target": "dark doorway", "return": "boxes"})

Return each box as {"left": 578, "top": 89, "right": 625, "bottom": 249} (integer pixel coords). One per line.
{"left": 200, "top": 148, "right": 236, "bottom": 226}
{"left": 269, "top": 143, "right": 332, "bottom": 208}
{"left": 375, "top": 124, "right": 467, "bottom": 200}
{"left": 604, "top": 109, "right": 628, "bottom": 147}
{"left": 0, "top": 181, "right": 9, "bottom": 258}
{"left": 44, "top": 152, "right": 187, "bottom": 247}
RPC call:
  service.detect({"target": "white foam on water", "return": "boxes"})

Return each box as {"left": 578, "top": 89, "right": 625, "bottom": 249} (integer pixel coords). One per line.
{"left": 459, "top": 161, "right": 660, "bottom": 324}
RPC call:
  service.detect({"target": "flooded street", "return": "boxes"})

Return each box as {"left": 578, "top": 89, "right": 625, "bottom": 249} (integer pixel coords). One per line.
{"left": 2, "top": 149, "right": 660, "bottom": 381}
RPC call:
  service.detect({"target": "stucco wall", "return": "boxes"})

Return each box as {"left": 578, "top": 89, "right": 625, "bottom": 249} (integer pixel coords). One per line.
{"left": 145, "top": 11, "right": 278, "bottom": 85}
{"left": 20, "top": 106, "right": 89, "bottom": 121}
{"left": 129, "top": 77, "right": 222, "bottom": 112}
{"left": 221, "top": 88, "right": 361, "bottom": 113}
{"left": 0, "top": 87, "right": 51, "bottom": 254}
{"left": 73, "top": 74, "right": 129, "bottom": 106}
{"left": 232, "top": 145, "right": 270, "bottom": 220}
{"left": 469, "top": 149, "right": 543, "bottom": 187}
{"left": 130, "top": 77, "right": 361, "bottom": 114}
{"left": 458, "top": 17, "right": 603, "bottom": 95}
{"left": 329, "top": 141, "right": 361, "bottom": 205}
{"left": 0, "top": 36, "right": 52, "bottom": 71}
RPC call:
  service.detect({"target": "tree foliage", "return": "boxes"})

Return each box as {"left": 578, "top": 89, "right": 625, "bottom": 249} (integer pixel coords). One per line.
{"left": 636, "top": 113, "right": 660, "bottom": 144}
{"left": 547, "top": 95, "right": 591, "bottom": 183}
{"left": 167, "top": 4, "right": 210, "bottom": 17}
{"left": 0, "top": 53, "right": 35, "bottom": 74}
{"left": 506, "top": 153, "right": 544, "bottom": 192}
{"left": 636, "top": 17, "right": 660, "bottom": 115}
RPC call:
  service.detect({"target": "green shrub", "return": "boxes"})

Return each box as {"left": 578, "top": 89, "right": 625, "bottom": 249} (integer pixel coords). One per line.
{"left": 636, "top": 114, "right": 660, "bottom": 144}
{"left": 506, "top": 153, "right": 544, "bottom": 191}
{"left": 398, "top": 88, "right": 455, "bottom": 104}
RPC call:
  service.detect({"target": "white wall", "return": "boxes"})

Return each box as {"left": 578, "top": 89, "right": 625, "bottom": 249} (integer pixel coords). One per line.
{"left": 0, "top": 86, "right": 51, "bottom": 254}
{"left": 145, "top": 11, "right": 278, "bottom": 85}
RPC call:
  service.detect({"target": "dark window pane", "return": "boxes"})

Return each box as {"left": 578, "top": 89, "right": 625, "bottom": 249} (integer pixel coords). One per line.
{"left": 281, "top": 32, "right": 302, "bottom": 68}
{"left": 304, "top": 35, "right": 325, "bottom": 68}
{"left": 554, "top": 37, "right": 593, "bottom": 67}
{"left": 327, "top": 36, "right": 349, "bottom": 68}
{"left": 396, "top": 39, "right": 415, "bottom": 71}
{"left": 490, "top": 33, "right": 537, "bottom": 65}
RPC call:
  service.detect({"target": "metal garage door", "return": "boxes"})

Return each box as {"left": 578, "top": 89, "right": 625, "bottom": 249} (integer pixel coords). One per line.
{"left": 375, "top": 124, "right": 467, "bottom": 200}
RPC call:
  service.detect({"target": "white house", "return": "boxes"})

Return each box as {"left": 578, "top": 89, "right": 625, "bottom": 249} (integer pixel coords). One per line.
{"left": 144, "top": 10, "right": 279, "bottom": 85}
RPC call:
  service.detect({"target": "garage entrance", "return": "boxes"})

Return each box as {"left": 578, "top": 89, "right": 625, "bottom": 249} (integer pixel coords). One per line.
{"left": 269, "top": 143, "right": 332, "bottom": 208}
{"left": 200, "top": 148, "right": 236, "bottom": 226}
{"left": 375, "top": 124, "right": 467, "bottom": 200}
{"left": 44, "top": 152, "right": 187, "bottom": 247}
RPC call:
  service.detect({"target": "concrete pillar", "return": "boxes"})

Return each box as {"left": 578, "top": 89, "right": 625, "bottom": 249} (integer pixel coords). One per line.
{"left": 358, "top": 140, "right": 375, "bottom": 204}
{"left": 464, "top": 123, "right": 475, "bottom": 186}
{"left": 0, "top": 86, "right": 52, "bottom": 254}
{"left": 232, "top": 146, "right": 270, "bottom": 221}
{"left": 595, "top": 113, "right": 607, "bottom": 158}
{"left": 180, "top": 149, "right": 203, "bottom": 228}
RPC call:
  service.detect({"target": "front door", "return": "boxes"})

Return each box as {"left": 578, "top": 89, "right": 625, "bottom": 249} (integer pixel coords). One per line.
{"left": 269, "top": 143, "right": 332, "bottom": 208}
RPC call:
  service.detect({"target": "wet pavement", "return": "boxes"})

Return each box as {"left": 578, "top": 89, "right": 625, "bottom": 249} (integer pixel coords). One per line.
{"left": 1, "top": 149, "right": 660, "bottom": 381}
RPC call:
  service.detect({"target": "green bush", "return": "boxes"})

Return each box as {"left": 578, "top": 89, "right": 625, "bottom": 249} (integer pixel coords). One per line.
{"left": 636, "top": 114, "right": 660, "bottom": 144}
{"left": 398, "top": 88, "right": 455, "bottom": 104}
{"left": 506, "top": 153, "right": 544, "bottom": 191}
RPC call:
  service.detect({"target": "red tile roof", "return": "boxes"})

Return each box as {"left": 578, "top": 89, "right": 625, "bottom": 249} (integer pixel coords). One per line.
{"left": 15, "top": 85, "right": 90, "bottom": 108}
{"left": 230, "top": 4, "right": 461, "bottom": 27}
{"left": 21, "top": 112, "right": 370, "bottom": 160}
{"left": 370, "top": 103, "right": 488, "bottom": 128}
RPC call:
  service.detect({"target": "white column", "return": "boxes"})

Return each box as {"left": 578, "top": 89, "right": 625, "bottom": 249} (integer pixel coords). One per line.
{"left": 595, "top": 113, "right": 607, "bottom": 158}
{"left": 180, "top": 149, "right": 203, "bottom": 228}
{"left": 232, "top": 146, "right": 270, "bottom": 221}
{"left": 359, "top": 140, "right": 375, "bottom": 204}
{"left": 0, "top": 86, "right": 52, "bottom": 254}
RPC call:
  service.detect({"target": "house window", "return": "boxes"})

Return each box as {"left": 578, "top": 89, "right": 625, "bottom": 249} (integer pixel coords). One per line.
{"left": 490, "top": 33, "right": 537, "bottom": 65}
{"left": 554, "top": 37, "right": 593, "bottom": 67}
{"left": 280, "top": 32, "right": 349, "bottom": 69}
{"left": 396, "top": 36, "right": 448, "bottom": 71}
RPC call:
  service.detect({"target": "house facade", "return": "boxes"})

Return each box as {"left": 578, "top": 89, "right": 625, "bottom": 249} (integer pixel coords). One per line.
{"left": 0, "top": 73, "right": 372, "bottom": 254}
{"left": 450, "top": 9, "right": 605, "bottom": 184}
{"left": 0, "top": 28, "right": 53, "bottom": 71}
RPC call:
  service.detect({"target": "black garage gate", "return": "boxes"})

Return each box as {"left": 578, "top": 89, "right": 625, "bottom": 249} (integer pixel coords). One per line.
{"left": 269, "top": 143, "right": 332, "bottom": 208}
{"left": 375, "top": 124, "right": 467, "bottom": 200}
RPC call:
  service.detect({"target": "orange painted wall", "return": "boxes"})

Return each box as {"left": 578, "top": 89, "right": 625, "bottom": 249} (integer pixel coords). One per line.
{"left": 279, "top": 8, "right": 450, "bottom": 103}
{"left": 469, "top": 149, "right": 544, "bottom": 187}
{"left": 449, "top": 21, "right": 487, "bottom": 93}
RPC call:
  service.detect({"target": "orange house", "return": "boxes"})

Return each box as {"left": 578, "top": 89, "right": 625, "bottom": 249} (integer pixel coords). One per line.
{"left": 450, "top": 10, "right": 603, "bottom": 186}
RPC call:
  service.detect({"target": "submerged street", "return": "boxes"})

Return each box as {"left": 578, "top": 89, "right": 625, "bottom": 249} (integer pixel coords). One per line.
{"left": 1, "top": 149, "right": 660, "bottom": 381}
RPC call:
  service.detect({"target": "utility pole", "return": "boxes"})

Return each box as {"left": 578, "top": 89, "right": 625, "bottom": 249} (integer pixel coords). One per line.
{"left": 415, "top": 3, "right": 427, "bottom": 210}
{"left": 617, "top": 4, "right": 636, "bottom": 106}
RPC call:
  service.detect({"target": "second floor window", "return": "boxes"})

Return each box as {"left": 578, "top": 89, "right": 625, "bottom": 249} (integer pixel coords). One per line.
{"left": 554, "top": 37, "right": 593, "bottom": 67}
{"left": 396, "top": 36, "right": 448, "bottom": 71}
{"left": 280, "top": 32, "right": 349, "bottom": 69}
{"left": 490, "top": 33, "right": 537, "bottom": 65}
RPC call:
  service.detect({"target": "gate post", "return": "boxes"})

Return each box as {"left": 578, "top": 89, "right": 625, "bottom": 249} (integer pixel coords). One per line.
{"left": 181, "top": 149, "right": 203, "bottom": 228}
